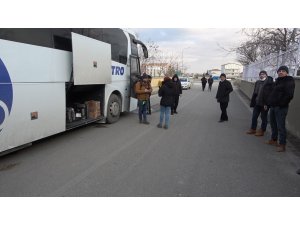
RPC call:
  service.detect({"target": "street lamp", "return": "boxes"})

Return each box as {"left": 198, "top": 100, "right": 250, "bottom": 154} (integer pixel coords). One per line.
{"left": 181, "top": 47, "right": 190, "bottom": 75}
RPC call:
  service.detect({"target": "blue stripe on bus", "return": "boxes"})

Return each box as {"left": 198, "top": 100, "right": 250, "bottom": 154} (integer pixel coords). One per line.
{"left": 0, "top": 58, "right": 13, "bottom": 128}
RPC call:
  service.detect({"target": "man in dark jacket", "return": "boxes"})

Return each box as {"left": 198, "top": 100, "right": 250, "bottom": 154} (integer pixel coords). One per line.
{"left": 266, "top": 66, "right": 295, "bottom": 152}
{"left": 207, "top": 75, "right": 214, "bottom": 91}
{"left": 201, "top": 75, "right": 207, "bottom": 91}
{"left": 171, "top": 74, "right": 182, "bottom": 114}
{"left": 157, "top": 76, "right": 175, "bottom": 129}
{"left": 216, "top": 73, "right": 233, "bottom": 122}
{"left": 146, "top": 74, "right": 152, "bottom": 115}
{"left": 246, "top": 70, "right": 274, "bottom": 136}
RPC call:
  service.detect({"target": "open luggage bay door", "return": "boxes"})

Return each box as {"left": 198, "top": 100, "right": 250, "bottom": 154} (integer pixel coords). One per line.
{"left": 72, "top": 32, "right": 112, "bottom": 85}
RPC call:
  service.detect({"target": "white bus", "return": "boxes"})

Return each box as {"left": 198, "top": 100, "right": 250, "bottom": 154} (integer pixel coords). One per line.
{"left": 0, "top": 28, "right": 148, "bottom": 154}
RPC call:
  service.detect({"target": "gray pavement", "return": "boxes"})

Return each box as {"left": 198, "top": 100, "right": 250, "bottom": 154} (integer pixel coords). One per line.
{"left": 0, "top": 81, "right": 300, "bottom": 196}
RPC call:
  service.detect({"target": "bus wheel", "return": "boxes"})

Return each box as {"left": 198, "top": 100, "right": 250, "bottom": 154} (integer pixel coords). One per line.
{"left": 106, "top": 94, "right": 121, "bottom": 123}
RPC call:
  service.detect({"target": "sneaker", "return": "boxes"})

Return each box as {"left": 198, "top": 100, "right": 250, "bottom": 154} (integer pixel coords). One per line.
{"left": 246, "top": 129, "right": 256, "bottom": 134}
{"left": 276, "top": 144, "right": 286, "bottom": 152}
{"left": 143, "top": 121, "right": 150, "bottom": 125}
{"left": 163, "top": 125, "right": 168, "bottom": 129}
{"left": 157, "top": 124, "right": 162, "bottom": 128}
{"left": 174, "top": 111, "right": 178, "bottom": 114}
{"left": 254, "top": 129, "right": 264, "bottom": 136}
{"left": 265, "top": 139, "right": 278, "bottom": 146}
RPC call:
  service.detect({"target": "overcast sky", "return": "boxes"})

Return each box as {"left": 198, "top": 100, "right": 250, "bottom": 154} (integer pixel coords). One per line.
{"left": 129, "top": 28, "right": 247, "bottom": 73}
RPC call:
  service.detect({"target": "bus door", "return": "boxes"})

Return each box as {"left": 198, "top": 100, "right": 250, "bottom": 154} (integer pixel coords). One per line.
{"left": 129, "top": 55, "right": 141, "bottom": 111}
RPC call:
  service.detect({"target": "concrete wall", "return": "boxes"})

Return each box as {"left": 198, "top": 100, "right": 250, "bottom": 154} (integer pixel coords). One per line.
{"left": 237, "top": 77, "right": 300, "bottom": 139}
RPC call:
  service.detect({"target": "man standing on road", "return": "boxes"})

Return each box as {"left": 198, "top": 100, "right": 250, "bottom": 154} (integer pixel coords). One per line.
{"left": 201, "top": 75, "right": 207, "bottom": 91}
{"left": 134, "top": 73, "right": 152, "bottom": 124}
{"left": 266, "top": 66, "right": 295, "bottom": 152}
{"left": 216, "top": 73, "right": 233, "bottom": 122}
{"left": 146, "top": 74, "right": 153, "bottom": 115}
{"left": 171, "top": 74, "right": 182, "bottom": 114}
{"left": 208, "top": 75, "right": 214, "bottom": 91}
{"left": 246, "top": 70, "right": 274, "bottom": 136}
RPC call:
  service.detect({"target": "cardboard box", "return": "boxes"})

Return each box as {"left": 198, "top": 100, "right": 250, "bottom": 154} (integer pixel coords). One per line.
{"left": 85, "top": 100, "right": 101, "bottom": 119}
{"left": 88, "top": 111, "right": 101, "bottom": 119}
{"left": 85, "top": 100, "right": 100, "bottom": 110}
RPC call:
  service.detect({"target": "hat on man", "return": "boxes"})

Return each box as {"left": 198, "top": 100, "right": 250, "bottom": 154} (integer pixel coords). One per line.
{"left": 141, "top": 73, "right": 148, "bottom": 79}
{"left": 220, "top": 73, "right": 226, "bottom": 78}
{"left": 259, "top": 70, "right": 267, "bottom": 75}
{"left": 164, "top": 76, "right": 171, "bottom": 82}
{"left": 277, "top": 66, "right": 289, "bottom": 74}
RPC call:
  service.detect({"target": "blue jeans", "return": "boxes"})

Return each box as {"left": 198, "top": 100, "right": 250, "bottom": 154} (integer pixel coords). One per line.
{"left": 159, "top": 106, "right": 171, "bottom": 127}
{"left": 269, "top": 106, "right": 289, "bottom": 145}
{"left": 138, "top": 100, "right": 148, "bottom": 122}
{"left": 251, "top": 105, "right": 269, "bottom": 131}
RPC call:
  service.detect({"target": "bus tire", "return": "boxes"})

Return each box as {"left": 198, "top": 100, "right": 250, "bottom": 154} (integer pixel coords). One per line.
{"left": 106, "top": 94, "right": 121, "bottom": 124}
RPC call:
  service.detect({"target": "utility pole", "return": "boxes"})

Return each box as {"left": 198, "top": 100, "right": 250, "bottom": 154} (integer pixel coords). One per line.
{"left": 181, "top": 47, "right": 190, "bottom": 75}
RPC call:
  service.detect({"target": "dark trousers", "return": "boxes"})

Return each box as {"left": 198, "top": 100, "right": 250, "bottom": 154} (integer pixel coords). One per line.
{"left": 219, "top": 102, "right": 228, "bottom": 121}
{"left": 269, "top": 106, "right": 289, "bottom": 145}
{"left": 172, "top": 95, "right": 180, "bottom": 113}
{"left": 202, "top": 83, "right": 206, "bottom": 91}
{"left": 138, "top": 100, "right": 148, "bottom": 122}
{"left": 146, "top": 99, "right": 151, "bottom": 114}
{"left": 250, "top": 105, "right": 269, "bottom": 131}
{"left": 208, "top": 84, "right": 212, "bottom": 91}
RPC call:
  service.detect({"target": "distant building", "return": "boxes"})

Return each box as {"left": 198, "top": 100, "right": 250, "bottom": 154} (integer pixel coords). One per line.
{"left": 141, "top": 62, "right": 169, "bottom": 77}
{"left": 221, "top": 63, "right": 243, "bottom": 79}
{"left": 208, "top": 69, "right": 221, "bottom": 76}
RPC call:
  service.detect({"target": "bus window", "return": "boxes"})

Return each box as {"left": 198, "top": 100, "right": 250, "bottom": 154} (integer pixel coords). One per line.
{"left": 53, "top": 35, "right": 72, "bottom": 51}
{"left": 81, "top": 28, "right": 128, "bottom": 65}
{"left": 102, "top": 29, "right": 128, "bottom": 64}
{"left": 0, "top": 28, "right": 53, "bottom": 48}
{"left": 130, "top": 56, "right": 140, "bottom": 75}
{"left": 129, "top": 34, "right": 139, "bottom": 56}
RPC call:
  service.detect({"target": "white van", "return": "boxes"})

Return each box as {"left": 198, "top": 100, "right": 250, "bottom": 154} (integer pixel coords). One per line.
{"left": 179, "top": 77, "right": 191, "bottom": 89}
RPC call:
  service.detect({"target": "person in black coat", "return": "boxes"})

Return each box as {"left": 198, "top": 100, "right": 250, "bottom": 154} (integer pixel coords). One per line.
{"left": 171, "top": 74, "right": 182, "bottom": 114}
{"left": 201, "top": 75, "right": 207, "bottom": 91}
{"left": 207, "top": 75, "right": 214, "bottom": 91}
{"left": 146, "top": 74, "right": 152, "bottom": 115}
{"left": 246, "top": 70, "right": 274, "bottom": 136}
{"left": 216, "top": 73, "right": 233, "bottom": 122}
{"left": 266, "top": 66, "right": 295, "bottom": 152}
{"left": 157, "top": 76, "right": 175, "bottom": 129}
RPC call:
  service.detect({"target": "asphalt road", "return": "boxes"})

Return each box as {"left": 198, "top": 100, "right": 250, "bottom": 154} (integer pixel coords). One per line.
{"left": 1, "top": 81, "right": 300, "bottom": 196}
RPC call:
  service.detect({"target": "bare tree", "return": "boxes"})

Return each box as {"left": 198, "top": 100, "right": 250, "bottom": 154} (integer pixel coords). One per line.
{"left": 235, "top": 28, "right": 300, "bottom": 65}
{"left": 139, "top": 40, "right": 159, "bottom": 67}
{"left": 164, "top": 51, "right": 181, "bottom": 75}
{"left": 236, "top": 40, "right": 259, "bottom": 65}
{"left": 135, "top": 32, "right": 183, "bottom": 76}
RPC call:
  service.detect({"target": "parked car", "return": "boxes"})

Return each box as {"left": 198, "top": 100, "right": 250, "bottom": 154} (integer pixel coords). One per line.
{"left": 212, "top": 75, "right": 219, "bottom": 81}
{"left": 179, "top": 77, "right": 192, "bottom": 89}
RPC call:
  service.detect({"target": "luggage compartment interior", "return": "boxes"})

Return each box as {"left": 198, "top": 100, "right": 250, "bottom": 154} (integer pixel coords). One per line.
{"left": 65, "top": 84, "right": 105, "bottom": 130}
